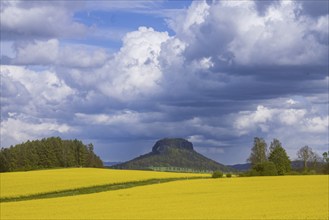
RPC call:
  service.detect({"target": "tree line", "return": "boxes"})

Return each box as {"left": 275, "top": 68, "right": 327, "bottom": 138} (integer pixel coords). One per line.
{"left": 0, "top": 137, "right": 103, "bottom": 172}
{"left": 245, "top": 137, "right": 329, "bottom": 176}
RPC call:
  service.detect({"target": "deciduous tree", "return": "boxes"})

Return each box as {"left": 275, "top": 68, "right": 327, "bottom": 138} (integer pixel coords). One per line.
{"left": 247, "top": 137, "right": 267, "bottom": 166}
{"left": 268, "top": 139, "right": 291, "bottom": 175}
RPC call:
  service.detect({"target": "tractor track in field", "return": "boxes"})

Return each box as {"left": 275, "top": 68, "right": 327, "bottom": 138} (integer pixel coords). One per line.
{"left": 1, "top": 176, "right": 208, "bottom": 203}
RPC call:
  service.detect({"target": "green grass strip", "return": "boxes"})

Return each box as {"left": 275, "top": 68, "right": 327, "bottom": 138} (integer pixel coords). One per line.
{"left": 1, "top": 177, "right": 208, "bottom": 203}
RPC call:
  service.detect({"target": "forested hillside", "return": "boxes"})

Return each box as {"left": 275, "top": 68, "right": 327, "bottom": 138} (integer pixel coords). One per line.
{"left": 0, "top": 137, "right": 103, "bottom": 172}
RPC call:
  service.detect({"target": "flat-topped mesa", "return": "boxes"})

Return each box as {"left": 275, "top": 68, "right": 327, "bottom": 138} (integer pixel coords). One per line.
{"left": 152, "top": 138, "right": 193, "bottom": 153}
{"left": 112, "top": 137, "right": 234, "bottom": 172}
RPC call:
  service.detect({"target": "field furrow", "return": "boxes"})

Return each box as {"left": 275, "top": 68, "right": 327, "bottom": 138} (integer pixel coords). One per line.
{"left": 0, "top": 168, "right": 209, "bottom": 198}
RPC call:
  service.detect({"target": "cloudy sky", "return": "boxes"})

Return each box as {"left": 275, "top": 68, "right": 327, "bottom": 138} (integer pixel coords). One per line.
{"left": 1, "top": 0, "right": 328, "bottom": 165}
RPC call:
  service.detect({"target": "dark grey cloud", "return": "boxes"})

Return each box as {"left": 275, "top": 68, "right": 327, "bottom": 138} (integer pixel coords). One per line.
{"left": 253, "top": 0, "right": 329, "bottom": 18}
{"left": 254, "top": 0, "right": 279, "bottom": 16}
{"left": 0, "top": 55, "right": 12, "bottom": 65}
{"left": 301, "top": 0, "right": 329, "bottom": 17}
{"left": 0, "top": 74, "right": 30, "bottom": 114}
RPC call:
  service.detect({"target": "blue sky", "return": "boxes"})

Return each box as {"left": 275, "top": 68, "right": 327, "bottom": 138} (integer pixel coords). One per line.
{"left": 1, "top": 0, "right": 328, "bottom": 165}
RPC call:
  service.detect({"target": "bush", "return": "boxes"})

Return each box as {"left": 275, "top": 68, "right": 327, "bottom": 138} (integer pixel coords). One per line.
{"left": 237, "top": 172, "right": 247, "bottom": 177}
{"left": 308, "top": 170, "right": 317, "bottom": 175}
{"left": 238, "top": 171, "right": 257, "bottom": 177}
{"left": 287, "top": 171, "right": 300, "bottom": 175}
{"left": 226, "top": 173, "right": 232, "bottom": 178}
{"left": 323, "top": 163, "right": 329, "bottom": 174}
{"left": 212, "top": 170, "right": 223, "bottom": 178}
{"left": 301, "top": 170, "right": 317, "bottom": 175}
{"left": 253, "top": 162, "right": 278, "bottom": 176}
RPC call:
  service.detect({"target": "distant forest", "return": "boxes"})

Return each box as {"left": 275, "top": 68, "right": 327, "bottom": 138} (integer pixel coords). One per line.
{"left": 0, "top": 137, "right": 103, "bottom": 172}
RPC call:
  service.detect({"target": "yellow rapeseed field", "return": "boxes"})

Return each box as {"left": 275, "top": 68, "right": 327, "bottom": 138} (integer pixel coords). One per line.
{"left": 1, "top": 175, "right": 328, "bottom": 219}
{"left": 0, "top": 168, "right": 209, "bottom": 198}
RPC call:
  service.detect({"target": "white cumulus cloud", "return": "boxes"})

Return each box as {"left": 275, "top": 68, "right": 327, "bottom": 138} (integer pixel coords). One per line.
{"left": 234, "top": 104, "right": 328, "bottom": 136}
{"left": 1, "top": 1, "right": 87, "bottom": 40}
{"left": 0, "top": 115, "right": 71, "bottom": 147}
{"left": 1, "top": 65, "right": 75, "bottom": 103}
{"left": 97, "top": 27, "right": 170, "bottom": 100}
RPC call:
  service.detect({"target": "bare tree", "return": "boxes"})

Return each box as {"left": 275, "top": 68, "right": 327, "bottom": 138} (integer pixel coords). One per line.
{"left": 297, "top": 145, "right": 314, "bottom": 171}
{"left": 310, "top": 151, "right": 322, "bottom": 171}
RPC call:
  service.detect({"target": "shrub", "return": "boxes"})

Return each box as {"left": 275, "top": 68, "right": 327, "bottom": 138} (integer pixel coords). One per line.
{"left": 238, "top": 171, "right": 256, "bottom": 177}
{"left": 226, "top": 173, "right": 232, "bottom": 178}
{"left": 237, "top": 172, "right": 247, "bottom": 177}
{"left": 302, "top": 170, "right": 317, "bottom": 175}
{"left": 212, "top": 171, "right": 223, "bottom": 178}
{"left": 309, "top": 170, "right": 317, "bottom": 175}
{"left": 323, "top": 163, "right": 329, "bottom": 174}
{"left": 253, "top": 162, "right": 278, "bottom": 176}
{"left": 287, "top": 171, "right": 300, "bottom": 175}
{"left": 248, "top": 169, "right": 260, "bottom": 177}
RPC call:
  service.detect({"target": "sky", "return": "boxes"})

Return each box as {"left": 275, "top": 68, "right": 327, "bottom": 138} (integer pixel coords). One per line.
{"left": 0, "top": 0, "right": 328, "bottom": 165}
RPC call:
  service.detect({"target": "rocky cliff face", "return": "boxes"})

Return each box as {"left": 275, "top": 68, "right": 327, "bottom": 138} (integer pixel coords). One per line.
{"left": 152, "top": 138, "right": 193, "bottom": 153}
